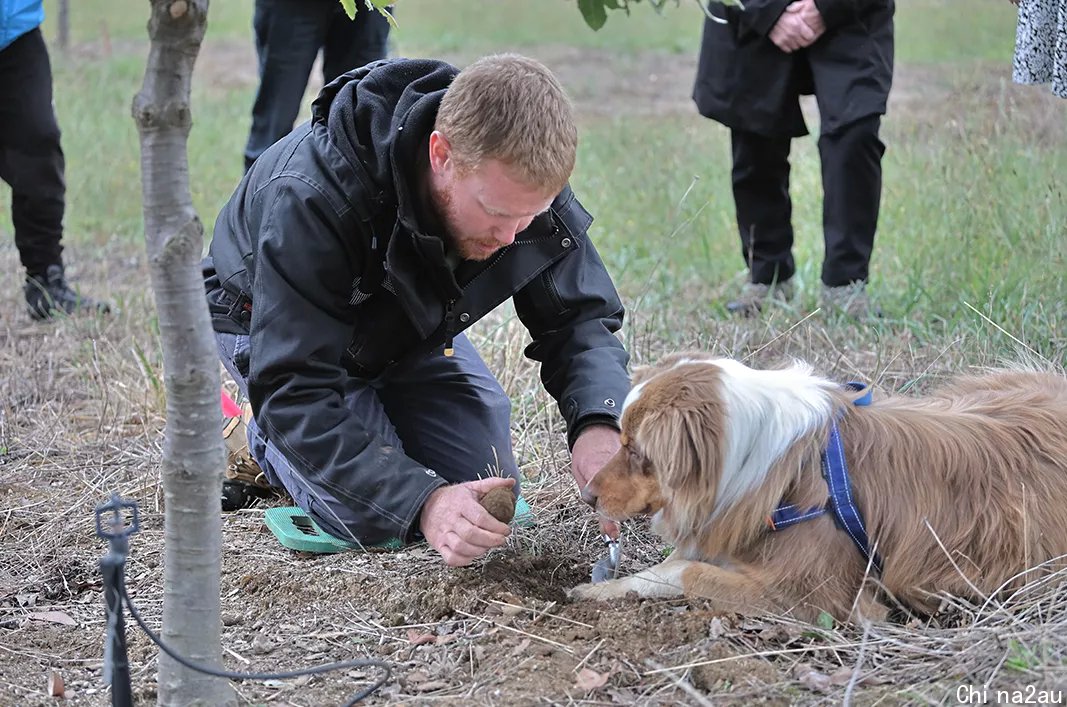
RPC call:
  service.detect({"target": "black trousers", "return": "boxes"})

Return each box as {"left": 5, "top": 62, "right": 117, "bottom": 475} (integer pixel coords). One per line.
{"left": 730, "top": 114, "right": 885, "bottom": 288}
{"left": 244, "top": 0, "right": 390, "bottom": 170}
{"left": 0, "top": 28, "right": 65, "bottom": 277}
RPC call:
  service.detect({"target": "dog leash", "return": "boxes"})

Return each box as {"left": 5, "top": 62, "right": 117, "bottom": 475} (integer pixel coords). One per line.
{"left": 766, "top": 382, "right": 884, "bottom": 575}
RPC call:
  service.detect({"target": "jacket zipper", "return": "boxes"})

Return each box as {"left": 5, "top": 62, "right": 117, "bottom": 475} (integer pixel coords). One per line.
{"left": 441, "top": 224, "right": 565, "bottom": 358}
{"left": 443, "top": 299, "right": 456, "bottom": 357}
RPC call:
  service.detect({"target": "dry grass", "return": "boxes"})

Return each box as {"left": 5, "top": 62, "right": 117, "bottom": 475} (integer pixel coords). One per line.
{"left": 3, "top": 259, "right": 1067, "bottom": 705}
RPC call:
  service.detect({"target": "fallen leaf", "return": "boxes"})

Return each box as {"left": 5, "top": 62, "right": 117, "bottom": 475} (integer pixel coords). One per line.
{"left": 574, "top": 667, "right": 610, "bottom": 691}
{"left": 509, "top": 638, "right": 531, "bottom": 657}
{"left": 792, "top": 663, "right": 832, "bottom": 693}
{"left": 759, "top": 625, "right": 794, "bottom": 643}
{"left": 829, "top": 666, "right": 855, "bottom": 686}
{"left": 405, "top": 670, "right": 431, "bottom": 685}
{"left": 48, "top": 672, "right": 64, "bottom": 698}
{"left": 406, "top": 630, "right": 437, "bottom": 646}
{"left": 28, "top": 611, "right": 76, "bottom": 627}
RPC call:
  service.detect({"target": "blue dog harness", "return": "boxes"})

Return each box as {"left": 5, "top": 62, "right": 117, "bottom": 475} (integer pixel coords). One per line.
{"left": 766, "top": 383, "right": 884, "bottom": 575}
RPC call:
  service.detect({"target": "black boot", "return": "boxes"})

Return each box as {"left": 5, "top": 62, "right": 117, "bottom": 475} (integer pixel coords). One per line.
{"left": 24, "top": 265, "right": 111, "bottom": 320}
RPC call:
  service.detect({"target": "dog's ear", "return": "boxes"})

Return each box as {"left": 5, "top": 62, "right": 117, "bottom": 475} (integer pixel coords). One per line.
{"left": 631, "top": 363, "right": 657, "bottom": 386}
{"left": 636, "top": 402, "right": 722, "bottom": 495}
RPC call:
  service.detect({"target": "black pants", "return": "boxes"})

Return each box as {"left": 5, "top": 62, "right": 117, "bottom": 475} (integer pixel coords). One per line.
{"left": 0, "top": 28, "right": 65, "bottom": 277}
{"left": 244, "top": 0, "right": 390, "bottom": 170}
{"left": 730, "top": 114, "right": 885, "bottom": 288}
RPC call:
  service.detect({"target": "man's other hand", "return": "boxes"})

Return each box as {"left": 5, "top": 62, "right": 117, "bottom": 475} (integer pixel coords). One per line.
{"left": 419, "top": 476, "right": 514, "bottom": 566}
{"left": 571, "top": 424, "right": 622, "bottom": 539}
{"left": 770, "top": 1, "right": 821, "bottom": 53}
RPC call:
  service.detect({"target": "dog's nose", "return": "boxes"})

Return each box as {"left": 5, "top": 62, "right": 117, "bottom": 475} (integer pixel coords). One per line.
{"left": 580, "top": 485, "right": 597, "bottom": 508}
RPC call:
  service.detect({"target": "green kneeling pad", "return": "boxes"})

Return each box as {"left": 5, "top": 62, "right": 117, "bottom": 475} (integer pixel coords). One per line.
{"left": 264, "top": 496, "right": 534, "bottom": 554}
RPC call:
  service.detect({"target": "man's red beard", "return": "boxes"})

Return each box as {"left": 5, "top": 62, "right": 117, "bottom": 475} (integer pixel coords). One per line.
{"left": 428, "top": 180, "right": 498, "bottom": 262}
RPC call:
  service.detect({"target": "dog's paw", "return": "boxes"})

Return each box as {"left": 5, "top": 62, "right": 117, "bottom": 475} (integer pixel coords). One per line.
{"left": 569, "top": 579, "right": 625, "bottom": 602}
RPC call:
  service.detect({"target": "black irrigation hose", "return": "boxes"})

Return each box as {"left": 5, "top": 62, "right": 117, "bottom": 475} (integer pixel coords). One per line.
{"left": 118, "top": 581, "right": 391, "bottom": 706}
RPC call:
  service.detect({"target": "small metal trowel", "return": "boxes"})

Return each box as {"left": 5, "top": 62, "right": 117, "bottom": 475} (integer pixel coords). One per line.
{"left": 590, "top": 533, "right": 622, "bottom": 583}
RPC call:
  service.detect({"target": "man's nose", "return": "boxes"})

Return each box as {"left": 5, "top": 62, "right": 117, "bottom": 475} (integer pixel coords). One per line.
{"left": 580, "top": 485, "right": 597, "bottom": 508}
{"left": 495, "top": 227, "right": 518, "bottom": 248}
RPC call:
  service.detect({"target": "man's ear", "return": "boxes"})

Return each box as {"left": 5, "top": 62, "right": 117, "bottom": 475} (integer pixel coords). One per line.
{"left": 428, "top": 130, "right": 452, "bottom": 175}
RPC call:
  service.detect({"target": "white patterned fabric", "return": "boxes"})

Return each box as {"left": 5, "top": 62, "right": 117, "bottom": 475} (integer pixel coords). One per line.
{"left": 1013, "top": 0, "right": 1067, "bottom": 98}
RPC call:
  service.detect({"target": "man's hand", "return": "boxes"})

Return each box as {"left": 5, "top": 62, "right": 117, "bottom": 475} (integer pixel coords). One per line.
{"left": 571, "top": 424, "right": 622, "bottom": 538}
{"left": 794, "top": 0, "right": 826, "bottom": 39}
{"left": 769, "top": 1, "right": 822, "bottom": 53}
{"left": 419, "top": 476, "right": 514, "bottom": 567}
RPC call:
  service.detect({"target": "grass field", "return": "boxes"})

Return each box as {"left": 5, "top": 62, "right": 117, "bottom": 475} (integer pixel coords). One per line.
{"left": 7, "top": 0, "right": 1063, "bottom": 351}
{"left": 1, "top": 0, "right": 1066, "bottom": 704}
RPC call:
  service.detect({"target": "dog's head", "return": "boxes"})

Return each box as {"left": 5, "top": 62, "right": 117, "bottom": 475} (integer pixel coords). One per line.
{"left": 582, "top": 353, "right": 727, "bottom": 521}
{"left": 582, "top": 354, "right": 836, "bottom": 523}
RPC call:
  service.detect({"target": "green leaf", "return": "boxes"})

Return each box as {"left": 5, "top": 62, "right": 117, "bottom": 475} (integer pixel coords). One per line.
{"left": 339, "top": 0, "right": 357, "bottom": 20}
{"left": 577, "top": 0, "right": 609, "bottom": 30}
{"left": 369, "top": 0, "right": 398, "bottom": 28}
{"left": 816, "top": 611, "right": 835, "bottom": 630}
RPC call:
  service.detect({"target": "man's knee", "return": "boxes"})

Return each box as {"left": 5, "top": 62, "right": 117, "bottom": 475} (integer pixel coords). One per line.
{"left": 482, "top": 383, "right": 512, "bottom": 429}
{"left": 820, "top": 114, "right": 884, "bottom": 151}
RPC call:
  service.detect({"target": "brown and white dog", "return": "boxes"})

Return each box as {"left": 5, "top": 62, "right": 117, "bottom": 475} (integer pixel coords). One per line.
{"left": 570, "top": 353, "right": 1067, "bottom": 622}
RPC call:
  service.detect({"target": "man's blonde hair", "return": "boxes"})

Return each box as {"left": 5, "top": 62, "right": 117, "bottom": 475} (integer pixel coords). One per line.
{"left": 435, "top": 54, "right": 577, "bottom": 195}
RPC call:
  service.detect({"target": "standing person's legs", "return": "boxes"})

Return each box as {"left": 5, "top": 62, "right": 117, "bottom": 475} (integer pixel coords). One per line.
{"left": 730, "top": 129, "right": 796, "bottom": 286}
{"left": 0, "top": 29, "right": 66, "bottom": 277}
{"left": 321, "top": 3, "right": 391, "bottom": 84}
{"left": 817, "top": 114, "right": 884, "bottom": 287}
{"left": 376, "top": 334, "right": 519, "bottom": 490}
{"left": 244, "top": 0, "right": 333, "bottom": 171}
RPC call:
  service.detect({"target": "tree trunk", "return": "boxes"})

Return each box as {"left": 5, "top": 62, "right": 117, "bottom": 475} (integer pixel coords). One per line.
{"left": 132, "top": 1, "right": 233, "bottom": 704}
{"left": 57, "top": 0, "right": 70, "bottom": 52}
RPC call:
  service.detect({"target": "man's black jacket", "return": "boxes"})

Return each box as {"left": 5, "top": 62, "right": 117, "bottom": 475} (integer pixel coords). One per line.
{"left": 203, "top": 58, "right": 631, "bottom": 543}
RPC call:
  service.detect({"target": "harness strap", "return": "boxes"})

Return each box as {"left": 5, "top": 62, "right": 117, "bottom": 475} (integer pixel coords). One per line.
{"left": 766, "top": 502, "right": 828, "bottom": 530}
{"left": 767, "top": 382, "right": 883, "bottom": 575}
{"left": 822, "top": 418, "right": 884, "bottom": 574}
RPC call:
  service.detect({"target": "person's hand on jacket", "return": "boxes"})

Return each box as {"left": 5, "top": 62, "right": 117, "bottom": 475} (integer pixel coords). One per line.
{"left": 571, "top": 424, "right": 622, "bottom": 538}
{"left": 794, "top": 0, "right": 827, "bottom": 39}
{"left": 419, "top": 475, "right": 514, "bottom": 566}
{"left": 770, "top": 0, "right": 825, "bottom": 53}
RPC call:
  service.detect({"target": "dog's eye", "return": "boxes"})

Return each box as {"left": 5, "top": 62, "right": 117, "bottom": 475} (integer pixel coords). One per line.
{"left": 627, "top": 446, "right": 651, "bottom": 473}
